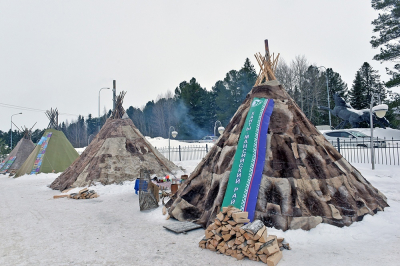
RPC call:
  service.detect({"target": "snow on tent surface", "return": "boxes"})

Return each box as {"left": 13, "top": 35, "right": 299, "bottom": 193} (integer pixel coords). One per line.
{"left": 14, "top": 129, "right": 79, "bottom": 177}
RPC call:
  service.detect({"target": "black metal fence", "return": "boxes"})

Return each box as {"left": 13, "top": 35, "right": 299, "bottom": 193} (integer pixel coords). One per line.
{"left": 155, "top": 138, "right": 400, "bottom": 166}
{"left": 328, "top": 137, "right": 400, "bottom": 166}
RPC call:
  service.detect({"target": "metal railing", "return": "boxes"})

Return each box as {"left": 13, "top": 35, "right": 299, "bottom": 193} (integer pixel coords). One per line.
{"left": 155, "top": 145, "right": 209, "bottom": 161}
{"left": 155, "top": 138, "right": 400, "bottom": 166}
{"left": 328, "top": 137, "right": 400, "bottom": 166}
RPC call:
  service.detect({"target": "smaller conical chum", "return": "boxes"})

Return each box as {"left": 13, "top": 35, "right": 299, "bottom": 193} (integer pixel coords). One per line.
{"left": 14, "top": 109, "right": 79, "bottom": 177}
{"left": 0, "top": 128, "right": 35, "bottom": 175}
{"left": 14, "top": 129, "right": 79, "bottom": 177}
{"left": 50, "top": 92, "right": 180, "bottom": 191}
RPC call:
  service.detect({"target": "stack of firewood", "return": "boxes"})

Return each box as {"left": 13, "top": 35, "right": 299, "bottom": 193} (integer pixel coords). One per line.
{"left": 69, "top": 188, "right": 99, "bottom": 199}
{"left": 53, "top": 188, "right": 99, "bottom": 200}
{"left": 199, "top": 206, "right": 288, "bottom": 265}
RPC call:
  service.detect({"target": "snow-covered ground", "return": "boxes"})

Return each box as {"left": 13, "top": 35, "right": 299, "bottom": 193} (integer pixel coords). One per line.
{"left": 1, "top": 161, "right": 399, "bottom": 265}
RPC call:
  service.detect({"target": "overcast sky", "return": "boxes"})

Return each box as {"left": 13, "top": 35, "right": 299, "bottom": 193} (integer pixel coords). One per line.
{"left": 0, "top": 0, "right": 394, "bottom": 132}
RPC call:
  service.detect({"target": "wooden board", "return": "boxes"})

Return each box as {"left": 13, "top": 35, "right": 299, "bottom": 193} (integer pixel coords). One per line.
{"left": 163, "top": 221, "right": 202, "bottom": 234}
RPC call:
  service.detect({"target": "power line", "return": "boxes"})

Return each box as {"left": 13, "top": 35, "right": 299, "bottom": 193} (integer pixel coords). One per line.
{"left": 0, "top": 102, "right": 83, "bottom": 116}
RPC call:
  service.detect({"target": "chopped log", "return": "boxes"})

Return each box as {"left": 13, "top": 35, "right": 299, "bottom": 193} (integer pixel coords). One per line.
{"left": 264, "top": 242, "right": 280, "bottom": 256}
{"left": 243, "top": 232, "right": 252, "bottom": 240}
{"left": 223, "top": 234, "right": 232, "bottom": 241}
{"left": 232, "top": 211, "right": 248, "bottom": 220}
{"left": 236, "top": 253, "right": 245, "bottom": 260}
{"left": 234, "top": 238, "right": 242, "bottom": 245}
{"left": 259, "top": 254, "right": 268, "bottom": 264}
{"left": 235, "top": 218, "right": 250, "bottom": 224}
{"left": 216, "top": 212, "right": 225, "bottom": 221}
{"left": 227, "top": 239, "right": 235, "bottom": 248}
{"left": 227, "top": 208, "right": 240, "bottom": 217}
{"left": 214, "top": 234, "right": 223, "bottom": 242}
{"left": 222, "top": 206, "right": 231, "bottom": 214}
{"left": 205, "top": 230, "right": 214, "bottom": 239}
{"left": 258, "top": 229, "right": 270, "bottom": 243}
{"left": 53, "top": 194, "right": 68, "bottom": 199}
{"left": 266, "top": 250, "right": 283, "bottom": 266}
{"left": 215, "top": 219, "right": 221, "bottom": 226}
{"left": 247, "top": 239, "right": 256, "bottom": 245}
{"left": 242, "top": 220, "right": 264, "bottom": 235}
{"left": 227, "top": 220, "right": 238, "bottom": 226}
{"left": 248, "top": 247, "right": 256, "bottom": 255}
{"left": 253, "top": 226, "right": 266, "bottom": 241}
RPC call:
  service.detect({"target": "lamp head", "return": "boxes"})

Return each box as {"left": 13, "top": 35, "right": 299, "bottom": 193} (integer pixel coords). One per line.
{"left": 218, "top": 126, "right": 225, "bottom": 135}
{"left": 171, "top": 131, "right": 178, "bottom": 138}
{"left": 372, "top": 104, "right": 388, "bottom": 118}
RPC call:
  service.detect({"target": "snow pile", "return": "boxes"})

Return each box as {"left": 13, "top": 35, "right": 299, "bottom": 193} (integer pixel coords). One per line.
{"left": 74, "top": 147, "right": 86, "bottom": 154}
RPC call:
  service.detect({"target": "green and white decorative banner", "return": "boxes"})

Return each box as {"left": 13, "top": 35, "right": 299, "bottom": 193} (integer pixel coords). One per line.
{"left": 221, "top": 97, "right": 274, "bottom": 221}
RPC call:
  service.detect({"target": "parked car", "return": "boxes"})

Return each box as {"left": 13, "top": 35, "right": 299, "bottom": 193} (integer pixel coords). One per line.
{"left": 198, "top": 136, "right": 218, "bottom": 143}
{"left": 322, "top": 130, "right": 386, "bottom": 148}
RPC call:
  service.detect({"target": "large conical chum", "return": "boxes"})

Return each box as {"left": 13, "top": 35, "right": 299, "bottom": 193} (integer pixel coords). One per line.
{"left": 50, "top": 92, "right": 180, "bottom": 191}
{"left": 167, "top": 41, "right": 389, "bottom": 231}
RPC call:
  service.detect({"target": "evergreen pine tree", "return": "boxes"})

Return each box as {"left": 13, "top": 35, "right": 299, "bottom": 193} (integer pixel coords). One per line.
{"left": 359, "top": 62, "right": 386, "bottom": 108}
{"left": 349, "top": 71, "right": 366, "bottom": 109}
{"left": 174, "top": 78, "right": 211, "bottom": 139}
{"left": 371, "top": 0, "right": 400, "bottom": 87}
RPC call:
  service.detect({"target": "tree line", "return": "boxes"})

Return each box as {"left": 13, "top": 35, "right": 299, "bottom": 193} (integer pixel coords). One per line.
{"left": 1, "top": 56, "right": 398, "bottom": 154}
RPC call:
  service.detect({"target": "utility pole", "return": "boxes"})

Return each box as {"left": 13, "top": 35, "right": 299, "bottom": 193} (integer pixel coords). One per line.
{"left": 113, "top": 80, "right": 116, "bottom": 112}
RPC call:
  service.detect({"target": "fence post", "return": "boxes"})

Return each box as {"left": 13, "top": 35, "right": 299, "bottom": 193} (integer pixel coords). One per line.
{"left": 206, "top": 144, "right": 208, "bottom": 153}
{"left": 337, "top": 138, "right": 340, "bottom": 153}
{"left": 179, "top": 145, "right": 181, "bottom": 161}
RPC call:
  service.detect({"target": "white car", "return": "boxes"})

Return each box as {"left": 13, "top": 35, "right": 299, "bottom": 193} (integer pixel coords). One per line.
{"left": 322, "top": 130, "right": 386, "bottom": 148}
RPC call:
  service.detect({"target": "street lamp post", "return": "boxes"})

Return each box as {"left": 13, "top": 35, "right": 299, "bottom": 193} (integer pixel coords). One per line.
{"left": 214, "top": 120, "right": 225, "bottom": 136}
{"left": 314, "top": 66, "right": 331, "bottom": 128}
{"left": 98, "top": 87, "right": 110, "bottom": 132}
{"left": 11, "top": 112, "right": 22, "bottom": 149}
{"left": 369, "top": 94, "right": 388, "bottom": 170}
{"left": 168, "top": 126, "right": 178, "bottom": 160}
